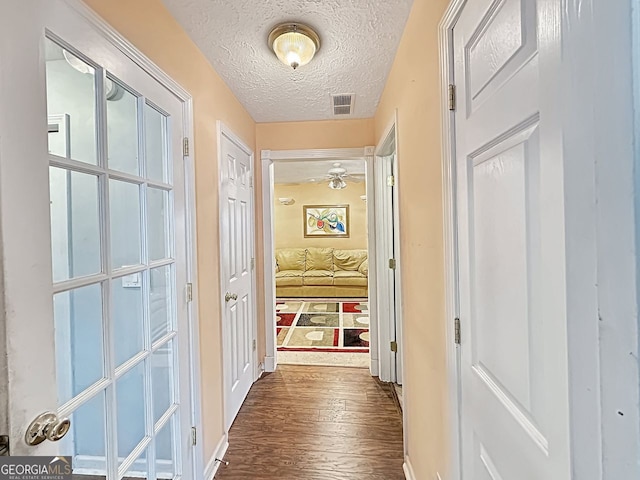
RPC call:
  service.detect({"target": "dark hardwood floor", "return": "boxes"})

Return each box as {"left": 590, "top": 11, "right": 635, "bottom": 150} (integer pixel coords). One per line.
{"left": 214, "top": 365, "right": 405, "bottom": 480}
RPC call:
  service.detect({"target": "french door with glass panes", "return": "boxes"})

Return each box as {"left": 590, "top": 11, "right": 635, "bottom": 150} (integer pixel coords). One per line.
{"left": 0, "top": 2, "right": 193, "bottom": 477}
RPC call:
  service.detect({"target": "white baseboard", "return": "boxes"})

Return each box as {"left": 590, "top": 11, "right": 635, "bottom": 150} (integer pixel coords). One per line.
{"left": 403, "top": 456, "right": 417, "bottom": 480}
{"left": 370, "top": 355, "right": 379, "bottom": 377}
{"left": 264, "top": 355, "right": 276, "bottom": 372}
{"left": 204, "top": 433, "right": 229, "bottom": 480}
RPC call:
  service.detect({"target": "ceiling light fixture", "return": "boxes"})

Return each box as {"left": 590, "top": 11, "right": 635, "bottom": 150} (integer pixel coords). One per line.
{"left": 268, "top": 23, "right": 320, "bottom": 70}
{"left": 63, "top": 49, "right": 124, "bottom": 101}
{"left": 328, "top": 177, "right": 347, "bottom": 190}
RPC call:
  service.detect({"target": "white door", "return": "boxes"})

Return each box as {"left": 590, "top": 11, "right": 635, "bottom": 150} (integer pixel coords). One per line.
{"left": 388, "top": 154, "right": 403, "bottom": 386}
{"left": 454, "top": 0, "right": 571, "bottom": 478}
{"left": 1, "top": 2, "right": 194, "bottom": 478}
{"left": 374, "top": 153, "right": 402, "bottom": 384}
{"left": 219, "top": 126, "right": 256, "bottom": 430}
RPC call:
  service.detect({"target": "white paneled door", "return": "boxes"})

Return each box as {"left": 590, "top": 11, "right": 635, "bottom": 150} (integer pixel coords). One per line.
{"left": 0, "top": 2, "right": 195, "bottom": 479}
{"left": 454, "top": 0, "right": 571, "bottom": 478}
{"left": 219, "top": 126, "right": 256, "bottom": 430}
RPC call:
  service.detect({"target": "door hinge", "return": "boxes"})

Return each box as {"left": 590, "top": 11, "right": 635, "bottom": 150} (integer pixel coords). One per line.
{"left": 448, "top": 84, "right": 456, "bottom": 111}
{"left": 389, "top": 258, "right": 397, "bottom": 270}
{"left": 186, "top": 283, "right": 193, "bottom": 303}
{"left": 390, "top": 341, "right": 398, "bottom": 353}
{"left": 252, "top": 339, "right": 257, "bottom": 351}
{"left": 455, "top": 317, "right": 461, "bottom": 345}
{"left": 183, "top": 137, "right": 190, "bottom": 156}
{"left": 251, "top": 258, "right": 255, "bottom": 270}
{"left": 191, "top": 426, "right": 197, "bottom": 446}
{"left": 387, "top": 175, "right": 395, "bottom": 187}
{"left": 0, "top": 435, "right": 9, "bottom": 456}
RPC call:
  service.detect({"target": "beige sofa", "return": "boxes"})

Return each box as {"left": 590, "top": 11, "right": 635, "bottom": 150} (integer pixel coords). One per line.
{"left": 275, "top": 247, "right": 368, "bottom": 298}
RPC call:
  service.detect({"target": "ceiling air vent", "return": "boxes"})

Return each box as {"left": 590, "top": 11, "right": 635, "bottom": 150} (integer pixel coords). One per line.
{"left": 331, "top": 94, "right": 355, "bottom": 116}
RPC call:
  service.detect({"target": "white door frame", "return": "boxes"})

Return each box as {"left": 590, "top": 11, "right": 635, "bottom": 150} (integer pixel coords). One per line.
{"left": 374, "top": 113, "right": 404, "bottom": 385}
{"left": 439, "top": 0, "right": 640, "bottom": 478}
{"left": 260, "top": 147, "right": 379, "bottom": 375}
{"left": 0, "top": 0, "right": 204, "bottom": 475}
{"left": 217, "top": 122, "right": 258, "bottom": 430}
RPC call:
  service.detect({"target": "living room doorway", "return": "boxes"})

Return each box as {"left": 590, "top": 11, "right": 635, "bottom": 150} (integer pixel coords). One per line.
{"left": 272, "top": 158, "right": 370, "bottom": 368}
{"left": 260, "top": 147, "right": 381, "bottom": 375}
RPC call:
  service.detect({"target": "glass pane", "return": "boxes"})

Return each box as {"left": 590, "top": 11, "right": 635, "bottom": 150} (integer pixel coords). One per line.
{"left": 54, "top": 283, "right": 104, "bottom": 405}
{"left": 121, "top": 446, "right": 148, "bottom": 480}
{"left": 59, "top": 392, "right": 107, "bottom": 477}
{"left": 116, "top": 362, "right": 146, "bottom": 461}
{"left": 155, "top": 416, "right": 177, "bottom": 479}
{"left": 107, "top": 82, "right": 139, "bottom": 175}
{"left": 150, "top": 265, "right": 174, "bottom": 342}
{"left": 45, "top": 39, "right": 97, "bottom": 164}
{"left": 112, "top": 276, "right": 144, "bottom": 366}
{"left": 50, "top": 167, "right": 102, "bottom": 282}
{"left": 152, "top": 340, "right": 175, "bottom": 424}
{"left": 144, "top": 104, "right": 168, "bottom": 182}
{"left": 148, "top": 188, "right": 171, "bottom": 261}
{"left": 110, "top": 180, "right": 142, "bottom": 269}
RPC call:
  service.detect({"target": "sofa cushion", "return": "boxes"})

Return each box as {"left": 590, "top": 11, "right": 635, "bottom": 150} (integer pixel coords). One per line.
{"left": 276, "top": 270, "right": 303, "bottom": 287}
{"left": 303, "top": 270, "right": 334, "bottom": 286}
{"left": 358, "top": 259, "right": 369, "bottom": 276}
{"left": 275, "top": 248, "right": 306, "bottom": 271}
{"left": 333, "top": 271, "right": 368, "bottom": 287}
{"left": 306, "top": 247, "right": 334, "bottom": 271}
{"left": 333, "top": 249, "right": 367, "bottom": 271}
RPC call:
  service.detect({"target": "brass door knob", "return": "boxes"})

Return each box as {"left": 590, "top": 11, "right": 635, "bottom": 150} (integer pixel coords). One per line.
{"left": 25, "top": 412, "right": 71, "bottom": 446}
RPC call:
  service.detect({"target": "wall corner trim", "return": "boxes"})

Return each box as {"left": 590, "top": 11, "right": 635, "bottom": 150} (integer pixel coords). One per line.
{"left": 204, "top": 434, "right": 229, "bottom": 480}
{"left": 403, "top": 456, "right": 417, "bottom": 480}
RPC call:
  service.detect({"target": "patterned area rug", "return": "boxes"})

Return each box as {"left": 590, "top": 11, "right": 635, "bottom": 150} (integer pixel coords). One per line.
{"left": 276, "top": 300, "right": 369, "bottom": 353}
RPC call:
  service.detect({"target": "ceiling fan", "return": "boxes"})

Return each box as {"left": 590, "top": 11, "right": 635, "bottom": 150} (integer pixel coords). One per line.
{"left": 315, "top": 163, "right": 365, "bottom": 189}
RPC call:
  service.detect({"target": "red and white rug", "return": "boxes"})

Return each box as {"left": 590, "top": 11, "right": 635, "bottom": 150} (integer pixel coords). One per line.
{"left": 276, "top": 300, "right": 369, "bottom": 353}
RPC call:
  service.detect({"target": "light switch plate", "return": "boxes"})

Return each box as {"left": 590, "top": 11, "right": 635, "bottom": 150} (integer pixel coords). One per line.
{"left": 122, "top": 272, "right": 142, "bottom": 288}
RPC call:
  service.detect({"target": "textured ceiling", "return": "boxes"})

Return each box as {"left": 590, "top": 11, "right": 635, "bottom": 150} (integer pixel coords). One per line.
{"left": 274, "top": 160, "right": 366, "bottom": 185}
{"left": 161, "top": 0, "right": 414, "bottom": 122}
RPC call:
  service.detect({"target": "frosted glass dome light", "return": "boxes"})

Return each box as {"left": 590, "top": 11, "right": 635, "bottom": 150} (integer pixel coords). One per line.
{"left": 268, "top": 23, "right": 320, "bottom": 70}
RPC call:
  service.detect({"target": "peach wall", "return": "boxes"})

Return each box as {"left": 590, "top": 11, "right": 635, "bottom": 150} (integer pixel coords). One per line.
{"left": 274, "top": 183, "right": 368, "bottom": 250}
{"left": 83, "top": 0, "right": 256, "bottom": 462}
{"left": 256, "top": 118, "right": 374, "bottom": 151}
{"left": 374, "top": 0, "right": 451, "bottom": 477}
{"left": 254, "top": 119, "right": 375, "bottom": 357}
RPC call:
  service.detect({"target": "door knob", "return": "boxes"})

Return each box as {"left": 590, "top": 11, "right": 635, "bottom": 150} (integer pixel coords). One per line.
{"left": 225, "top": 292, "right": 238, "bottom": 302}
{"left": 25, "top": 412, "right": 71, "bottom": 446}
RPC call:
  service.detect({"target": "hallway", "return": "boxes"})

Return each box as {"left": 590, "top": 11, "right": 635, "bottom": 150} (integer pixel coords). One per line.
{"left": 215, "top": 365, "right": 404, "bottom": 479}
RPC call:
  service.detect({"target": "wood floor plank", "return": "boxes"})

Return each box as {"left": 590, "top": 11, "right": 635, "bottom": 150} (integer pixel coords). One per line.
{"left": 214, "top": 365, "right": 404, "bottom": 479}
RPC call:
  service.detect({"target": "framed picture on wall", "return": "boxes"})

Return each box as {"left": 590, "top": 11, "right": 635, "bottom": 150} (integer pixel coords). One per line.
{"left": 303, "top": 205, "right": 350, "bottom": 238}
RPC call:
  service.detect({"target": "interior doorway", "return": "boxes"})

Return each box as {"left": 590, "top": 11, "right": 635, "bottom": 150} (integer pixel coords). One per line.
{"left": 262, "top": 147, "right": 379, "bottom": 375}
{"left": 271, "top": 158, "right": 370, "bottom": 368}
